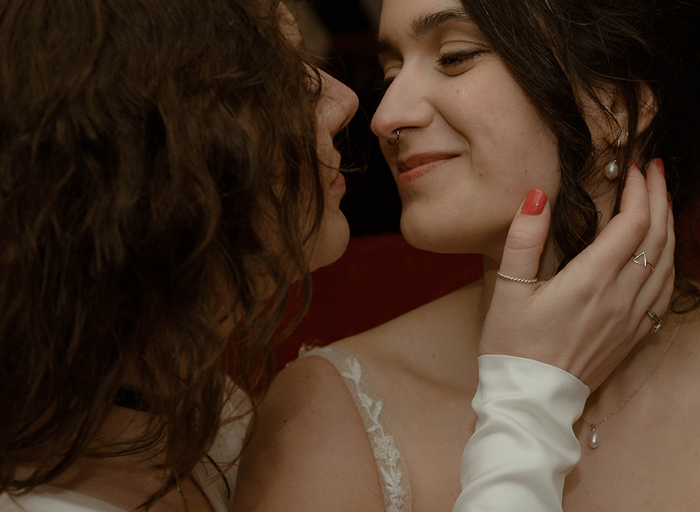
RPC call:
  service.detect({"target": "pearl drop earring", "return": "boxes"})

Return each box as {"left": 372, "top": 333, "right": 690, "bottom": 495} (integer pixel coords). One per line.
{"left": 604, "top": 159, "right": 619, "bottom": 180}
{"left": 604, "top": 138, "right": 621, "bottom": 180}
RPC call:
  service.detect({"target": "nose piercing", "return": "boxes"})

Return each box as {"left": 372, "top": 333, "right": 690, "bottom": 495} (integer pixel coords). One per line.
{"left": 387, "top": 130, "right": 399, "bottom": 146}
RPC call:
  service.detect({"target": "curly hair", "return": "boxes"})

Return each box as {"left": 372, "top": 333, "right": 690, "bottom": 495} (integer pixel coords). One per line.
{"left": 459, "top": 0, "right": 700, "bottom": 310}
{"left": 0, "top": 0, "right": 324, "bottom": 507}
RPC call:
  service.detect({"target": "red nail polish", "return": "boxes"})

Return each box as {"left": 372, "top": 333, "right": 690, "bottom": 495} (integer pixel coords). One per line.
{"left": 629, "top": 158, "right": 640, "bottom": 170}
{"left": 522, "top": 188, "right": 547, "bottom": 215}
{"left": 656, "top": 158, "right": 665, "bottom": 177}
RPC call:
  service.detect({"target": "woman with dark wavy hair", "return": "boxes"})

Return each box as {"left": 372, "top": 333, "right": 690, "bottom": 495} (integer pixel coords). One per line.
{"left": 235, "top": 0, "right": 699, "bottom": 511}
{"left": 0, "top": 0, "right": 357, "bottom": 509}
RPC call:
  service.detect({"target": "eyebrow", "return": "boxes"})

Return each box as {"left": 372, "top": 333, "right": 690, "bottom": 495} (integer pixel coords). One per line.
{"left": 377, "top": 7, "right": 473, "bottom": 55}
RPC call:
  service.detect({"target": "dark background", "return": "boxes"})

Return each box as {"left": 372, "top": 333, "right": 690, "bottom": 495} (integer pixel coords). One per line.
{"left": 291, "top": 0, "right": 401, "bottom": 236}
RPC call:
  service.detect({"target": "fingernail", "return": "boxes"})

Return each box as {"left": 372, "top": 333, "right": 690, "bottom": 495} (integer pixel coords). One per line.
{"left": 656, "top": 158, "right": 665, "bottom": 177}
{"left": 629, "top": 158, "right": 640, "bottom": 170}
{"left": 667, "top": 192, "right": 673, "bottom": 210}
{"left": 522, "top": 188, "right": 547, "bottom": 215}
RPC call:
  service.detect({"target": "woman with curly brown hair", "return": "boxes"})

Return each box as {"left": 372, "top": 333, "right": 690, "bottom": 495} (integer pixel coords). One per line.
{"left": 0, "top": 0, "right": 356, "bottom": 509}
{"left": 0, "top": 0, "right": 681, "bottom": 510}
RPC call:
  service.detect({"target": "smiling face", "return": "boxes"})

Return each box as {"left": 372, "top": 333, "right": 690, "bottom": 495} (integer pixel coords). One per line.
{"left": 371, "top": 0, "right": 561, "bottom": 258}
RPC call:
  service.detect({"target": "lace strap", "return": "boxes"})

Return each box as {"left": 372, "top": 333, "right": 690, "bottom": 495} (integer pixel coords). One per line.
{"left": 300, "top": 345, "right": 412, "bottom": 512}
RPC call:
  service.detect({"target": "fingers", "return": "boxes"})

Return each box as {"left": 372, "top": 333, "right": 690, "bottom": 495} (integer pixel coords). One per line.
{"left": 497, "top": 188, "right": 550, "bottom": 285}
{"left": 589, "top": 164, "right": 651, "bottom": 276}
{"left": 603, "top": 159, "right": 675, "bottom": 372}
{"left": 619, "top": 159, "right": 671, "bottom": 287}
{"left": 632, "top": 204, "right": 676, "bottom": 333}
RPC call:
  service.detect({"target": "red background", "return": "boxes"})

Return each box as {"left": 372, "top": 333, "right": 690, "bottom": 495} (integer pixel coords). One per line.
{"left": 275, "top": 232, "right": 484, "bottom": 370}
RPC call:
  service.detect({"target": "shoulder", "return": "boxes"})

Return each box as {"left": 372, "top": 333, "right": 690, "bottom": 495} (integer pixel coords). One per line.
{"left": 233, "top": 354, "right": 385, "bottom": 512}
{"left": 335, "top": 282, "right": 482, "bottom": 381}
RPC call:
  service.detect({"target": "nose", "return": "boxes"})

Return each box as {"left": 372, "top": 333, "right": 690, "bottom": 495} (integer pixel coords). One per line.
{"left": 371, "top": 70, "right": 432, "bottom": 144}
{"left": 320, "top": 71, "right": 359, "bottom": 136}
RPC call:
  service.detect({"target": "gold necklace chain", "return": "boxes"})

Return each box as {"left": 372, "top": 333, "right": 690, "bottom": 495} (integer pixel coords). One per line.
{"left": 582, "top": 315, "right": 684, "bottom": 449}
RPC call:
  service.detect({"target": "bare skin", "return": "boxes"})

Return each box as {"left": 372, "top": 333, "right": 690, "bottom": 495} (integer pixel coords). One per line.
{"left": 236, "top": 282, "right": 699, "bottom": 512}
{"left": 565, "top": 311, "right": 700, "bottom": 511}
{"left": 235, "top": 148, "right": 690, "bottom": 512}
{"left": 351, "top": 293, "right": 700, "bottom": 512}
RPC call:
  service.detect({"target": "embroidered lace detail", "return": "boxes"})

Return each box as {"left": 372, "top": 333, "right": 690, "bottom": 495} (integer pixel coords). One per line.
{"left": 300, "top": 345, "right": 412, "bottom": 512}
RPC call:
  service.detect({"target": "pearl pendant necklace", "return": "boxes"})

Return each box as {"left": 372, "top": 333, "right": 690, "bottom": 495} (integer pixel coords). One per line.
{"left": 582, "top": 316, "right": 683, "bottom": 449}
{"left": 586, "top": 427, "right": 599, "bottom": 449}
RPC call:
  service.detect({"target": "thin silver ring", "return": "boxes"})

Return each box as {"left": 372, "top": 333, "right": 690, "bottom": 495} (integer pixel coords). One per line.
{"left": 496, "top": 271, "right": 538, "bottom": 284}
{"left": 632, "top": 251, "right": 654, "bottom": 274}
{"left": 646, "top": 309, "right": 662, "bottom": 333}
{"left": 387, "top": 129, "right": 399, "bottom": 146}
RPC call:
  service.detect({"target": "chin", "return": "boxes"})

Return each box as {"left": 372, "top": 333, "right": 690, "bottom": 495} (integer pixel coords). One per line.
{"left": 399, "top": 203, "right": 508, "bottom": 257}
{"left": 399, "top": 215, "right": 467, "bottom": 254}
{"left": 308, "top": 209, "right": 350, "bottom": 271}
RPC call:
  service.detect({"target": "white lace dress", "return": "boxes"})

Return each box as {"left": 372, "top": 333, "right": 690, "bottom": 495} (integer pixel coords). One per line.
{"left": 300, "top": 345, "right": 412, "bottom": 512}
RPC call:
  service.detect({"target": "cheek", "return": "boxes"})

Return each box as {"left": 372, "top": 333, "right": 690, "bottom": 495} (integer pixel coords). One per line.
{"left": 449, "top": 74, "right": 559, "bottom": 193}
{"left": 316, "top": 136, "right": 336, "bottom": 177}
{"left": 307, "top": 203, "right": 349, "bottom": 271}
{"left": 400, "top": 74, "right": 560, "bottom": 254}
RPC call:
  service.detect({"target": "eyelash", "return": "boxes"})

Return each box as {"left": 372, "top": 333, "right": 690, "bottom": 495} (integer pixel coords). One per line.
{"left": 374, "top": 50, "right": 485, "bottom": 98}
{"left": 436, "top": 50, "right": 485, "bottom": 68}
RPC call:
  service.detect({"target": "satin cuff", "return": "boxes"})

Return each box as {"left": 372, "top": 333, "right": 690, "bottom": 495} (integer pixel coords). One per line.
{"left": 453, "top": 355, "right": 590, "bottom": 512}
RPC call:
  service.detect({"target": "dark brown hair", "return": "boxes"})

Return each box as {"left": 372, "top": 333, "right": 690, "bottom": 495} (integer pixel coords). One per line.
{"left": 0, "top": 0, "right": 324, "bottom": 507}
{"left": 460, "top": 0, "right": 700, "bottom": 310}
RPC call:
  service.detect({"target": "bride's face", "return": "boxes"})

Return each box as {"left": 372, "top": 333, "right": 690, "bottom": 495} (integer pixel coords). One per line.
{"left": 371, "top": 0, "right": 560, "bottom": 258}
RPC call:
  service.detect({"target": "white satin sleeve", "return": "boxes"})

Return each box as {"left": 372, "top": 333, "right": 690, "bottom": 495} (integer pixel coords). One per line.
{"left": 453, "top": 354, "right": 590, "bottom": 512}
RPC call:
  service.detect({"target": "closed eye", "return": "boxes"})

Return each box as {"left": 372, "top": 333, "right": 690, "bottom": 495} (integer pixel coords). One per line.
{"left": 436, "top": 50, "right": 486, "bottom": 69}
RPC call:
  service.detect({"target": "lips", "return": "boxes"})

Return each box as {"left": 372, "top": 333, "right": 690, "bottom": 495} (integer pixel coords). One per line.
{"left": 396, "top": 153, "right": 458, "bottom": 186}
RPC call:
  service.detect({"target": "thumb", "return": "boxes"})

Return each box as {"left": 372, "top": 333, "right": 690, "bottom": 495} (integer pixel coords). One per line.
{"left": 497, "top": 188, "right": 550, "bottom": 284}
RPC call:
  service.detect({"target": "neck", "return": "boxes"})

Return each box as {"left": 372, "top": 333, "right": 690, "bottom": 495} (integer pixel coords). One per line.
{"left": 584, "top": 311, "right": 688, "bottom": 414}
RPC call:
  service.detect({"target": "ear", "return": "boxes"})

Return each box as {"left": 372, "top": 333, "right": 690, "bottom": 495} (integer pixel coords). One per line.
{"left": 606, "top": 81, "right": 657, "bottom": 146}
{"left": 580, "top": 81, "right": 657, "bottom": 199}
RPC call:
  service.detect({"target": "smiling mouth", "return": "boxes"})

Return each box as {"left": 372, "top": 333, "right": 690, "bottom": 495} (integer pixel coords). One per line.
{"left": 396, "top": 154, "right": 458, "bottom": 186}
